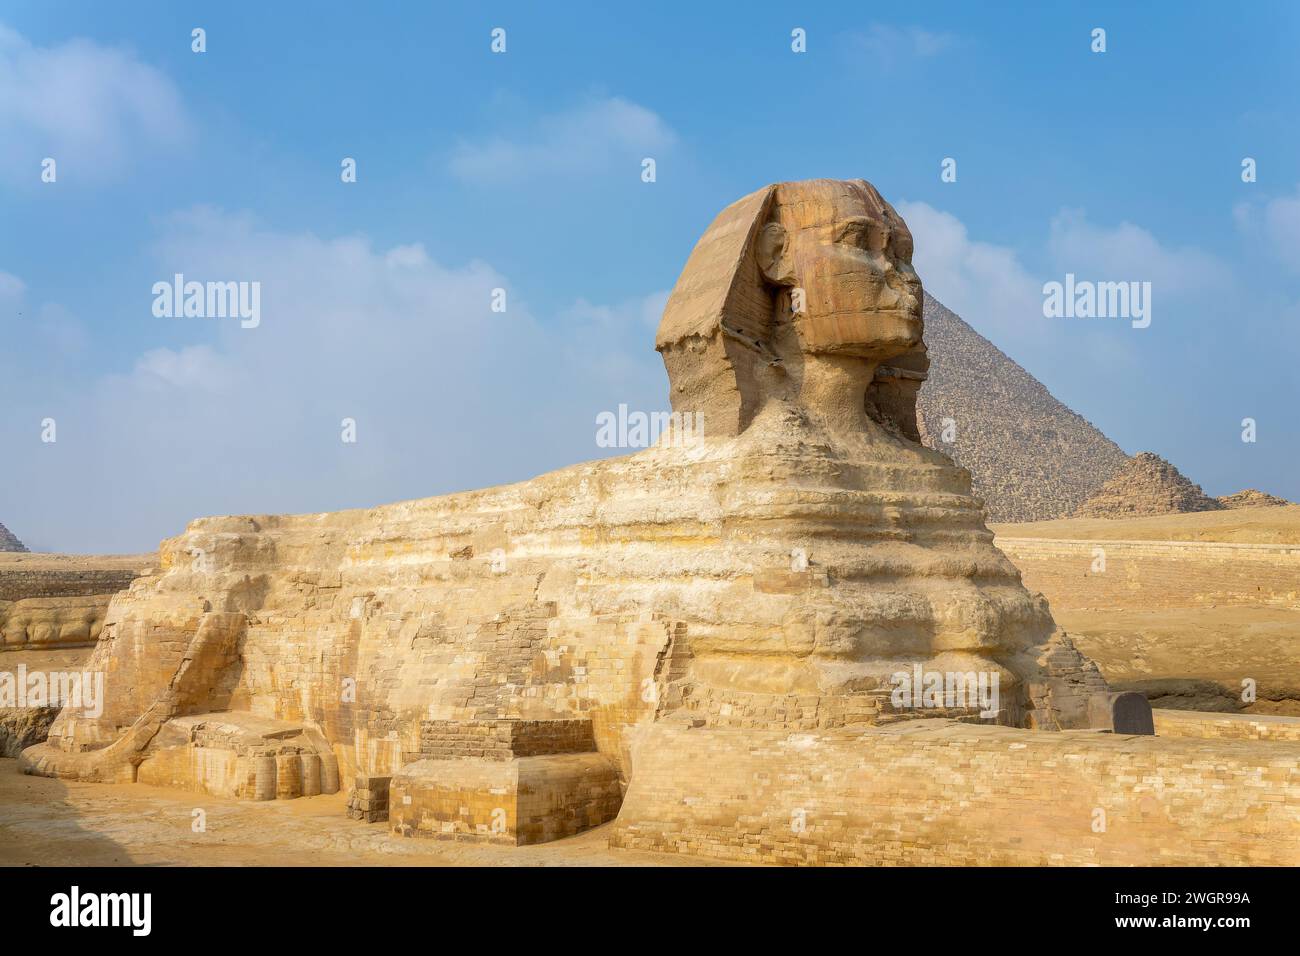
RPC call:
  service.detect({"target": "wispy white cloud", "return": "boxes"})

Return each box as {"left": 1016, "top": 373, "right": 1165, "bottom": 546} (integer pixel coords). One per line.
{"left": 852, "top": 24, "right": 959, "bottom": 67}
{"left": 2, "top": 209, "right": 669, "bottom": 551}
{"left": 0, "top": 22, "right": 189, "bottom": 183}
{"left": 449, "top": 96, "right": 676, "bottom": 184}
{"left": 0, "top": 269, "right": 24, "bottom": 302}
{"left": 897, "top": 200, "right": 1043, "bottom": 342}
{"left": 1234, "top": 186, "right": 1300, "bottom": 273}
{"left": 1046, "top": 208, "right": 1230, "bottom": 294}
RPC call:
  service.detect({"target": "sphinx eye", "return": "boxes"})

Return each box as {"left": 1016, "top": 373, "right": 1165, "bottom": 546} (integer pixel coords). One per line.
{"left": 835, "top": 217, "right": 882, "bottom": 249}
{"left": 865, "top": 222, "right": 889, "bottom": 252}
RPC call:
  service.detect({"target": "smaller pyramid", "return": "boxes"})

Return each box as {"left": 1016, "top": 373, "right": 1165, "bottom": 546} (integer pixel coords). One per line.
{"left": 1217, "top": 488, "right": 1292, "bottom": 509}
{"left": 1074, "top": 452, "right": 1224, "bottom": 519}
{"left": 0, "top": 522, "right": 27, "bottom": 552}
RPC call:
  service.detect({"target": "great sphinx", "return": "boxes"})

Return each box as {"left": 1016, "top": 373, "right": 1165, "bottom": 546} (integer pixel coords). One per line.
{"left": 24, "top": 179, "right": 1163, "bottom": 854}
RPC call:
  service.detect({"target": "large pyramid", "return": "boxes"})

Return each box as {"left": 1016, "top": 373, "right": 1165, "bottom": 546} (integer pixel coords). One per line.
{"left": 1074, "top": 452, "right": 1224, "bottom": 518}
{"left": 0, "top": 522, "right": 27, "bottom": 552}
{"left": 916, "top": 293, "right": 1130, "bottom": 522}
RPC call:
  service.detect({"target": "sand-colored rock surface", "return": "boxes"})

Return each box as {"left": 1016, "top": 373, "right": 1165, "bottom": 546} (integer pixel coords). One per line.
{"left": 1073, "top": 451, "right": 1222, "bottom": 518}
{"left": 917, "top": 294, "right": 1129, "bottom": 522}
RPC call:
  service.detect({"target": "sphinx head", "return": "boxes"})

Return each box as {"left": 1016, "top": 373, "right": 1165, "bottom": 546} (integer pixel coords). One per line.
{"left": 757, "top": 179, "right": 922, "bottom": 361}
{"left": 656, "top": 178, "right": 928, "bottom": 438}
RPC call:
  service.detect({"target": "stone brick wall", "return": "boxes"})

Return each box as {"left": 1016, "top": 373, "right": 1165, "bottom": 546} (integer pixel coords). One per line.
{"left": 390, "top": 753, "right": 622, "bottom": 845}
{"left": 0, "top": 567, "right": 142, "bottom": 602}
{"left": 1153, "top": 708, "right": 1300, "bottom": 742}
{"left": 419, "top": 718, "right": 597, "bottom": 761}
{"left": 611, "top": 719, "right": 1300, "bottom": 865}
{"left": 994, "top": 537, "right": 1300, "bottom": 610}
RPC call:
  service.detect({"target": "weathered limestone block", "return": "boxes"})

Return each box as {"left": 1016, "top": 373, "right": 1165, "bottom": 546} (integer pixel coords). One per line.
{"left": 994, "top": 536, "right": 1300, "bottom": 611}
{"left": 0, "top": 596, "right": 112, "bottom": 650}
{"left": 275, "top": 753, "right": 301, "bottom": 799}
{"left": 346, "top": 773, "right": 391, "bottom": 822}
{"left": 300, "top": 753, "right": 322, "bottom": 796}
{"left": 388, "top": 717, "right": 617, "bottom": 840}
{"left": 0, "top": 706, "right": 59, "bottom": 758}
{"left": 132, "top": 713, "right": 339, "bottom": 801}
{"left": 390, "top": 752, "right": 622, "bottom": 845}
{"left": 0, "top": 554, "right": 151, "bottom": 659}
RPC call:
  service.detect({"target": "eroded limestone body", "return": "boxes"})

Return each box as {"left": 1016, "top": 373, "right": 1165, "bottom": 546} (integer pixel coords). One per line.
{"left": 25, "top": 179, "right": 1192, "bottom": 860}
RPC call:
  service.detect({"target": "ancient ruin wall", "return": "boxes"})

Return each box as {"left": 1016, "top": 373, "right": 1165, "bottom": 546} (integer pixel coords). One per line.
{"left": 994, "top": 537, "right": 1300, "bottom": 610}
{"left": 611, "top": 719, "right": 1300, "bottom": 865}
{"left": 0, "top": 554, "right": 152, "bottom": 651}
{"left": 1153, "top": 709, "right": 1300, "bottom": 743}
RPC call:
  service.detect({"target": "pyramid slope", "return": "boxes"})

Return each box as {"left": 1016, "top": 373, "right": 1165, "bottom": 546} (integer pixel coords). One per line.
{"left": 1074, "top": 452, "right": 1223, "bottom": 519}
{"left": 916, "top": 293, "right": 1130, "bottom": 522}
{"left": 0, "top": 522, "right": 27, "bottom": 553}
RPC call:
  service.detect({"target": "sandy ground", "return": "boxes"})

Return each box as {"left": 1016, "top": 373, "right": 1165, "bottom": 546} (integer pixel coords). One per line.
{"left": 0, "top": 552, "right": 156, "bottom": 572}
{"left": 992, "top": 508, "right": 1300, "bottom": 713}
{"left": 0, "top": 758, "right": 722, "bottom": 867}
{"left": 990, "top": 505, "right": 1300, "bottom": 544}
{"left": 1058, "top": 606, "right": 1300, "bottom": 714}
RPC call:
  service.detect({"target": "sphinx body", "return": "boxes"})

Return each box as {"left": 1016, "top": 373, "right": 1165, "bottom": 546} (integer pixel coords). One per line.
{"left": 24, "top": 180, "right": 1113, "bottom": 826}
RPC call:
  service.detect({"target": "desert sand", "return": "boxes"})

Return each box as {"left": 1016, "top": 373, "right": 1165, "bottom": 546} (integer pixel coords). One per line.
{"left": 993, "top": 508, "right": 1300, "bottom": 713}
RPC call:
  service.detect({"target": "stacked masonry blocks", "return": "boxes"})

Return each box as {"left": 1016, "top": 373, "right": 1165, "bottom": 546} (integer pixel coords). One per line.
{"left": 611, "top": 719, "right": 1300, "bottom": 865}
{"left": 1153, "top": 708, "right": 1300, "bottom": 743}
{"left": 347, "top": 774, "right": 391, "bottom": 822}
{"left": 388, "top": 717, "right": 620, "bottom": 844}
{"left": 419, "top": 718, "right": 597, "bottom": 760}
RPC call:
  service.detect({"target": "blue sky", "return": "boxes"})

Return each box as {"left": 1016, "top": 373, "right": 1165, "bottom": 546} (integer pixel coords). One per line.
{"left": 2, "top": 1, "right": 1298, "bottom": 552}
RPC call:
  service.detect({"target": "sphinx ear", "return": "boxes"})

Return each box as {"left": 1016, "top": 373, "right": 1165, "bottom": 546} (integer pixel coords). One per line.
{"left": 755, "top": 221, "right": 795, "bottom": 286}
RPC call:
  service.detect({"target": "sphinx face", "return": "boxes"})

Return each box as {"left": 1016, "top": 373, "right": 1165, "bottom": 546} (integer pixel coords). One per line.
{"left": 771, "top": 180, "right": 923, "bottom": 361}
